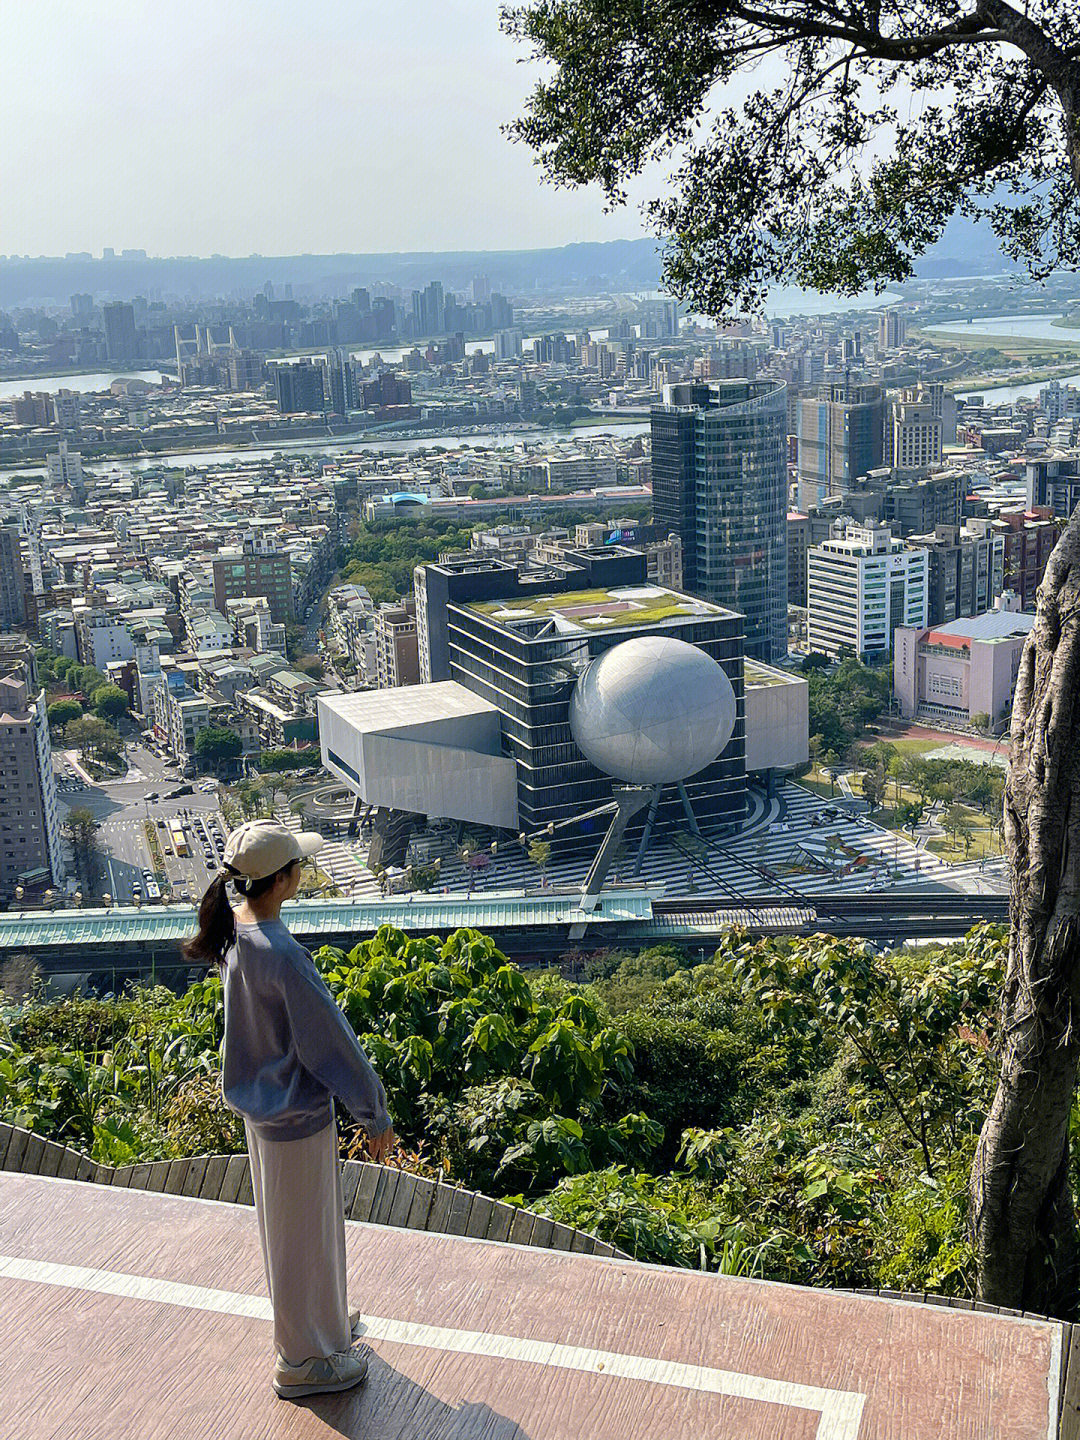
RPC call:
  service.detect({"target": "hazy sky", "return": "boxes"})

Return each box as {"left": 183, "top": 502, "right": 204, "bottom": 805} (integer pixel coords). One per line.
{"left": 2, "top": 0, "right": 663, "bottom": 258}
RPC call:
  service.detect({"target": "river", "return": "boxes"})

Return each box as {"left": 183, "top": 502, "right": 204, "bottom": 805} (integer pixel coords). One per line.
{"left": 0, "top": 419, "right": 654, "bottom": 482}
{"left": 0, "top": 370, "right": 168, "bottom": 400}
{"left": 927, "top": 312, "right": 1080, "bottom": 344}
{"left": 920, "top": 312, "right": 1080, "bottom": 403}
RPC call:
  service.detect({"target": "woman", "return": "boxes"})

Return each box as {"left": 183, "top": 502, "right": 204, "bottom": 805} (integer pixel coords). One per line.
{"left": 184, "top": 817, "right": 396, "bottom": 1400}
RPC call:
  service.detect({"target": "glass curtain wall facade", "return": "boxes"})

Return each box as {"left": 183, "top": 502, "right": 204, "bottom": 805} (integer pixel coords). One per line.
{"left": 445, "top": 602, "right": 746, "bottom": 848}
{"left": 652, "top": 381, "right": 788, "bottom": 662}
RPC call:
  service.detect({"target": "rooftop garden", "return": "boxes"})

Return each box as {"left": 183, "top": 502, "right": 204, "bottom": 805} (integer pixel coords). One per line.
{"left": 470, "top": 586, "right": 718, "bottom": 628}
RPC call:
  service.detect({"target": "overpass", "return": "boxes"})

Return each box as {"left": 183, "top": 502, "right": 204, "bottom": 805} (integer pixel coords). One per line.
{"left": 0, "top": 887, "right": 1008, "bottom": 989}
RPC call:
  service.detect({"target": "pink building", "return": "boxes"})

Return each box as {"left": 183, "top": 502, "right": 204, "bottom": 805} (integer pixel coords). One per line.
{"left": 893, "top": 604, "right": 1034, "bottom": 726}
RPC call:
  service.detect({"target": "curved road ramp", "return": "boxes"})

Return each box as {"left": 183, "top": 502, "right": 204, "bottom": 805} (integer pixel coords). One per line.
{"left": 0, "top": 1124, "right": 1075, "bottom": 1439}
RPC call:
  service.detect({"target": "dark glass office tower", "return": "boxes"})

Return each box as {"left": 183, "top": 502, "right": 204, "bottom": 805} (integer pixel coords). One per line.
{"left": 652, "top": 379, "right": 788, "bottom": 662}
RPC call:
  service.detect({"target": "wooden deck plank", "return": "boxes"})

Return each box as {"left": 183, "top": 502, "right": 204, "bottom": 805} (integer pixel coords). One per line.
{"left": 405, "top": 1176, "right": 437, "bottom": 1231}
{"left": 198, "top": 1156, "right": 229, "bottom": 1201}
{"left": 445, "top": 1187, "right": 476, "bottom": 1237}
{"left": 485, "top": 1201, "right": 514, "bottom": 1245}
{"left": 508, "top": 1207, "right": 536, "bottom": 1247}
{"left": 162, "top": 1159, "right": 190, "bottom": 1196}
{"left": 180, "top": 1157, "right": 208, "bottom": 1198}
{"left": 37, "top": 1141, "right": 66, "bottom": 1179}
{"left": 56, "top": 1146, "right": 81, "bottom": 1182}
{"left": 218, "top": 1156, "right": 248, "bottom": 1206}
{"left": 386, "top": 1172, "right": 418, "bottom": 1230}
{"left": 21, "top": 1133, "right": 46, "bottom": 1176}
{"left": 2, "top": 1127, "right": 30, "bottom": 1174}
{"left": 426, "top": 1181, "right": 456, "bottom": 1234}
{"left": 128, "top": 1163, "right": 155, "bottom": 1192}
{"left": 0, "top": 1171, "right": 1066, "bottom": 1440}
{"left": 369, "top": 1168, "right": 396, "bottom": 1227}
{"left": 349, "top": 1164, "right": 379, "bottom": 1223}
{"left": 464, "top": 1194, "right": 493, "bottom": 1240}
{"left": 234, "top": 1161, "right": 254, "bottom": 1206}
{"left": 340, "top": 1161, "right": 363, "bottom": 1216}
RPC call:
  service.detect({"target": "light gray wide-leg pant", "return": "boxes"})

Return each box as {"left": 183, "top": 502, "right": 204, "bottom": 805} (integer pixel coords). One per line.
{"left": 244, "top": 1112, "right": 352, "bottom": 1367}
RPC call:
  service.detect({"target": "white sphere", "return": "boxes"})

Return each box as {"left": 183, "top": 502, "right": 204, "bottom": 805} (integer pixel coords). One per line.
{"left": 569, "top": 636, "right": 736, "bottom": 785}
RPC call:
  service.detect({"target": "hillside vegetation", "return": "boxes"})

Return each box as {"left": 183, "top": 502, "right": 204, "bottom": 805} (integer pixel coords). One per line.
{"left": 0, "top": 923, "right": 1007, "bottom": 1292}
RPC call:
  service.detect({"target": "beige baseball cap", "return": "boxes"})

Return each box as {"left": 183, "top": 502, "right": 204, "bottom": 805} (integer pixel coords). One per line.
{"left": 222, "top": 818, "right": 324, "bottom": 881}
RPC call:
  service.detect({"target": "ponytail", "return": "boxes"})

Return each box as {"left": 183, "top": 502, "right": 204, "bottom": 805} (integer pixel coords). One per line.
{"left": 183, "top": 859, "right": 301, "bottom": 968}
{"left": 183, "top": 872, "right": 236, "bottom": 967}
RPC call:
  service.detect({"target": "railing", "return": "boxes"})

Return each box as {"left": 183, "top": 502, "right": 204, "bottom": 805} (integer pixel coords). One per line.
{"left": 0, "top": 1122, "right": 629, "bottom": 1260}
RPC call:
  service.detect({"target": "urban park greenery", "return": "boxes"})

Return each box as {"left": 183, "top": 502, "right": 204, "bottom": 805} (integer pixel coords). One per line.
{"left": 1, "top": 921, "right": 1008, "bottom": 1296}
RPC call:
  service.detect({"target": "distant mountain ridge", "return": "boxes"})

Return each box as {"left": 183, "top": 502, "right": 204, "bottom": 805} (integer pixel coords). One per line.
{"left": 0, "top": 221, "right": 1011, "bottom": 309}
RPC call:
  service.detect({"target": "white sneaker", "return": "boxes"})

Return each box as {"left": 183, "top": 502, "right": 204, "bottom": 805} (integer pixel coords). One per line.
{"left": 273, "top": 1342, "right": 371, "bottom": 1399}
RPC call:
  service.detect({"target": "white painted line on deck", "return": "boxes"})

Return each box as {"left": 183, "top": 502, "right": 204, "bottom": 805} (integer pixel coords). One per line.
{"left": 0, "top": 1252, "right": 866, "bottom": 1438}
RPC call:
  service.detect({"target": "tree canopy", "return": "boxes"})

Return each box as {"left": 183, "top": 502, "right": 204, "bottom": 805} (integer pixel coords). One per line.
{"left": 90, "top": 684, "right": 129, "bottom": 721}
{"left": 502, "top": 0, "right": 1080, "bottom": 313}
{"left": 195, "top": 727, "right": 243, "bottom": 763}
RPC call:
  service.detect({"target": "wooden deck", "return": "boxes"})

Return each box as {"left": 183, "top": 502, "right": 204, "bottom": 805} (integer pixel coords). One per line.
{"left": 0, "top": 1171, "right": 1069, "bottom": 1439}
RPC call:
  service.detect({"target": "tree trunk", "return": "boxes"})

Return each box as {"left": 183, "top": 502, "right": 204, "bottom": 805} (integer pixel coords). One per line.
{"left": 971, "top": 508, "right": 1080, "bottom": 1316}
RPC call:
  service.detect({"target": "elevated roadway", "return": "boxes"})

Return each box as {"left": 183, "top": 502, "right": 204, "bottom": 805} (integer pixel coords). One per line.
{"left": 0, "top": 889, "right": 1008, "bottom": 990}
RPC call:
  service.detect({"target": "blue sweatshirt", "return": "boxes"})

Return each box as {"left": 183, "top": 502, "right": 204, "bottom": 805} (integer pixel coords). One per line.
{"left": 221, "top": 916, "right": 392, "bottom": 1142}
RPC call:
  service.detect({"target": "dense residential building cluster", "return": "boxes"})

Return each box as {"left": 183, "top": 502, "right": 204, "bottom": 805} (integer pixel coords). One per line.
{"left": 4, "top": 261, "right": 1080, "bottom": 903}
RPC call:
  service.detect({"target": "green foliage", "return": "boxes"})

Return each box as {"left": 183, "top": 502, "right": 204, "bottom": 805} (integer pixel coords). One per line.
{"left": 527, "top": 839, "right": 551, "bottom": 876}
{"left": 343, "top": 518, "right": 475, "bottom": 604}
{"left": 47, "top": 698, "right": 82, "bottom": 729}
{"left": 258, "top": 747, "right": 319, "bottom": 771}
{"left": 718, "top": 926, "right": 1005, "bottom": 1177}
{"left": 0, "top": 921, "right": 1014, "bottom": 1297}
{"left": 195, "top": 726, "right": 243, "bottom": 762}
{"left": 63, "top": 714, "right": 121, "bottom": 761}
{"left": 90, "top": 684, "right": 129, "bottom": 720}
{"left": 807, "top": 659, "right": 890, "bottom": 756}
{"left": 502, "top": 0, "right": 1080, "bottom": 315}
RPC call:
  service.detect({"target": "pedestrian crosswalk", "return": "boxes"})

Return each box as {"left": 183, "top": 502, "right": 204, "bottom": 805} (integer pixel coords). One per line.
{"left": 274, "top": 780, "right": 961, "bottom": 907}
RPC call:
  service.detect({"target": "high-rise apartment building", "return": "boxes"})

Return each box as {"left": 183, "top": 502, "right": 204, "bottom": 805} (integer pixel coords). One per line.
{"left": 272, "top": 360, "right": 326, "bottom": 414}
{"left": 878, "top": 310, "right": 906, "bottom": 351}
{"left": 807, "top": 523, "right": 928, "bottom": 659}
{"left": 886, "top": 390, "right": 943, "bottom": 478}
{"left": 46, "top": 441, "right": 85, "bottom": 500}
{"left": 0, "top": 675, "right": 66, "bottom": 901}
{"left": 0, "top": 523, "right": 26, "bottom": 630}
{"left": 102, "top": 301, "right": 138, "bottom": 362}
{"left": 212, "top": 536, "right": 293, "bottom": 625}
{"left": 651, "top": 379, "right": 788, "bottom": 661}
{"left": 51, "top": 389, "right": 81, "bottom": 432}
{"left": 322, "top": 349, "right": 358, "bottom": 415}
{"left": 373, "top": 600, "right": 420, "bottom": 688}
{"left": 907, "top": 522, "right": 1006, "bottom": 626}
{"left": 993, "top": 506, "right": 1060, "bottom": 609}
{"left": 1025, "top": 451, "right": 1080, "bottom": 515}
{"left": 795, "top": 382, "right": 885, "bottom": 508}
{"left": 360, "top": 371, "right": 412, "bottom": 410}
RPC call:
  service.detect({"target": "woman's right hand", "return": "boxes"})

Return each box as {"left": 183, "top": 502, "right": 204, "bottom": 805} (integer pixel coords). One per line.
{"left": 367, "top": 1124, "right": 397, "bottom": 1163}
